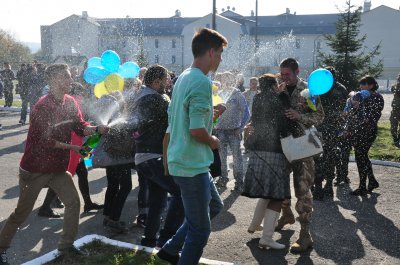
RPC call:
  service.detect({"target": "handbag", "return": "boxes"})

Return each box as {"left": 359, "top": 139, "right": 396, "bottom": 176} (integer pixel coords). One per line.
{"left": 280, "top": 125, "right": 323, "bottom": 163}
{"left": 91, "top": 136, "right": 135, "bottom": 168}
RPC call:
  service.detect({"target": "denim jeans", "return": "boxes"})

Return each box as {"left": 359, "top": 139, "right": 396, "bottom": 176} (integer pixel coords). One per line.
{"left": 215, "top": 129, "right": 244, "bottom": 187}
{"left": 136, "top": 158, "right": 184, "bottom": 247}
{"left": 162, "top": 172, "right": 224, "bottom": 265}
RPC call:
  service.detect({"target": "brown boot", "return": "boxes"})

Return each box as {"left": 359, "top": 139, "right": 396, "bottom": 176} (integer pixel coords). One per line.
{"left": 275, "top": 207, "right": 295, "bottom": 231}
{"left": 290, "top": 224, "right": 313, "bottom": 253}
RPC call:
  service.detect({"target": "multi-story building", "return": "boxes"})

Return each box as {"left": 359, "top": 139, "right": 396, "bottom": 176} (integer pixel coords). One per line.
{"left": 41, "top": 2, "right": 400, "bottom": 80}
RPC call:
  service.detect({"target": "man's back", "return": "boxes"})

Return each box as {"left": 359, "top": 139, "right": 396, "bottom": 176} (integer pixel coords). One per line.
{"left": 167, "top": 67, "right": 213, "bottom": 177}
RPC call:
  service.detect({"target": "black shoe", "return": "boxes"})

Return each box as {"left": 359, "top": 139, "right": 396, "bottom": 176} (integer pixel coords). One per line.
{"left": 312, "top": 187, "right": 324, "bottom": 201}
{"left": 0, "top": 124, "right": 2, "bottom": 131}
{"left": 334, "top": 177, "right": 351, "bottom": 186}
{"left": 38, "top": 209, "right": 61, "bottom": 218}
{"left": 323, "top": 185, "right": 334, "bottom": 198}
{"left": 104, "top": 219, "right": 128, "bottom": 233}
{"left": 367, "top": 180, "right": 379, "bottom": 193}
{"left": 350, "top": 188, "right": 368, "bottom": 196}
{"left": 58, "top": 246, "right": 88, "bottom": 257}
{"left": 157, "top": 248, "right": 179, "bottom": 265}
{"left": 136, "top": 214, "right": 147, "bottom": 228}
{"left": 140, "top": 236, "right": 157, "bottom": 248}
{"left": 52, "top": 198, "right": 64, "bottom": 209}
{"left": 0, "top": 251, "right": 9, "bottom": 265}
{"left": 84, "top": 202, "right": 104, "bottom": 213}
{"left": 18, "top": 120, "right": 25, "bottom": 125}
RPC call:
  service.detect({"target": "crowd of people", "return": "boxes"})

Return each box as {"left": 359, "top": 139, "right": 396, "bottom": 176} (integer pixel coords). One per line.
{"left": 0, "top": 27, "right": 397, "bottom": 265}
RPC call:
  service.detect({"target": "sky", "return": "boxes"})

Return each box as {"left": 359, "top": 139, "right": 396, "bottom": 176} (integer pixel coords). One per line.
{"left": 0, "top": 0, "right": 398, "bottom": 43}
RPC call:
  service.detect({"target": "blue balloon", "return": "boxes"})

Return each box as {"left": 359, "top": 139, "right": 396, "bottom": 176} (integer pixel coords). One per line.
{"left": 87, "top": 57, "right": 102, "bottom": 68}
{"left": 118, "top": 62, "right": 140, "bottom": 78}
{"left": 101, "top": 50, "right": 120, "bottom": 73}
{"left": 308, "top": 69, "right": 334, "bottom": 95}
{"left": 83, "top": 67, "right": 108, "bottom": 84}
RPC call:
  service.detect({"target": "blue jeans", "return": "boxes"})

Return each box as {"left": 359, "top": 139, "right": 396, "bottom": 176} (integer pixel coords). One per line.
{"left": 216, "top": 129, "right": 244, "bottom": 187}
{"left": 136, "top": 158, "right": 184, "bottom": 247}
{"left": 163, "top": 172, "right": 224, "bottom": 265}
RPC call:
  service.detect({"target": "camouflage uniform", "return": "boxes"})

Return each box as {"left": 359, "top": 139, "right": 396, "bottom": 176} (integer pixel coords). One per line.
{"left": 390, "top": 81, "right": 400, "bottom": 144}
{"left": 277, "top": 79, "right": 324, "bottom": 251}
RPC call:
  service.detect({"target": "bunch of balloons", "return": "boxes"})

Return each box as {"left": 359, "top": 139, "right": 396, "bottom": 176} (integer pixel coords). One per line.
{"left": 84, "top": 50, "right": 140, "bottom": 98}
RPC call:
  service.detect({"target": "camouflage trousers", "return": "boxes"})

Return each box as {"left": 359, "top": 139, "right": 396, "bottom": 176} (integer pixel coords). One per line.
{"left": 281, "top": 158, "right": 315, "bottom": 225}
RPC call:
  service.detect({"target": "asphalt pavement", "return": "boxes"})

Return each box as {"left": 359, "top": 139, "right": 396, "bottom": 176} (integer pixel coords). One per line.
{"left": 0, "top": 99, "right": 399, "bottom": 265}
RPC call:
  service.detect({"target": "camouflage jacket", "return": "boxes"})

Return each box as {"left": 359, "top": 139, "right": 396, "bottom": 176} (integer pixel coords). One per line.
{"left": 285, "top": 78, "right": 325, "bottom": 128}
{"left": 391, "top": 82, "right": 400, "bottom": 110}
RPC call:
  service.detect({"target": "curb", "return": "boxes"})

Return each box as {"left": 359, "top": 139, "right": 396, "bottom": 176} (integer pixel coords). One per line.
{"left": 349, "top": 156, "right": 400, "bottom": 168}
{"left": 21, "top": 234, "right": 239, "bottom": 265}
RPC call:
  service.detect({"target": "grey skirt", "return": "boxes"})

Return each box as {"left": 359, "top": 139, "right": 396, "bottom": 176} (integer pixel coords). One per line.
{"left": 242, "top": 151, "right": 291, "bottom": 200}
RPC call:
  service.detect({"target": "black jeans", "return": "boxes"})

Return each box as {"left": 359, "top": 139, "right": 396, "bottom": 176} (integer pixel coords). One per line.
{"left": 353, "top": 132, "right": 378, "bottom": 189}
{"left": 104, "top": 164, "right": 132, "bottom": 221}
{"left": 136, "top": 158, "right": 184, "bottom": 247}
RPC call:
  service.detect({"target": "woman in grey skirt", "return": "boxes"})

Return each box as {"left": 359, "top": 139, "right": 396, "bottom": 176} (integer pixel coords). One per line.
{"left": 242, "top": 73, "right": 292, "bottom": 250}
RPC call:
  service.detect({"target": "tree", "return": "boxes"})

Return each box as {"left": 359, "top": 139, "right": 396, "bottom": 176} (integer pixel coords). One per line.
{"left": 318, "top": 0, "right": 383, "bottom": 90}
{"left": 0, "top": 29, "right": 33, "bottom": 67}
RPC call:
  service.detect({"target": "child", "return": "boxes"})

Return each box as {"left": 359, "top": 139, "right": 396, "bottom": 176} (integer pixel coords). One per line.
{"left": 344, "top": 90, "right": 371, "bottom": 113}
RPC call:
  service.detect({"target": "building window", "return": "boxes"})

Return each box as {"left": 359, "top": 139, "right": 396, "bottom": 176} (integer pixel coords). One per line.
{"left": 172, "top": 56, "right": 176, "bottom": 64}
{"left": 155, "top": 55, "right": 159, "bottom": 63}
{"left": 295, "top": 39, "right": 301, "bottom": 49}
{"left": 155, "top": 39, "right": 159, "bottom": 48}
{"left": 172, "top": 40, "right": 176, "bottom": 48}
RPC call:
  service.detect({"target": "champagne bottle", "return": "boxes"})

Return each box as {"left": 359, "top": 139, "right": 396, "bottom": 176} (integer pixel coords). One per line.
{"left": 79, "top": 132, "right": 101, "bottom": 156}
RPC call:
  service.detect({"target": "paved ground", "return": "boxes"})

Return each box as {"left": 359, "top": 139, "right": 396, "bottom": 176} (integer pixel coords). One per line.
{"left": 0, "top": 95, "right": 399, "bottom": 264}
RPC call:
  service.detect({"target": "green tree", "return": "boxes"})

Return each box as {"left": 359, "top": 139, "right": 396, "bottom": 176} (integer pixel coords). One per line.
{"left": 0, "top": 29, "right": 33, "bottom": 67}
{"left": 318, "top": 0, "right": 383, "bottom": 90}
{"left": 135, "top": 37, "right": 148, "bottom": 67}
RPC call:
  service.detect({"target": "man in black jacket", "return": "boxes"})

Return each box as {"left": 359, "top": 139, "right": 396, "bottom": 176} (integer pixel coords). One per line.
{"left": 313, "top": 67, "right": 348, "bottom": 200}
{"left": 128, "top": 65, "right": 184, "bottom": 248}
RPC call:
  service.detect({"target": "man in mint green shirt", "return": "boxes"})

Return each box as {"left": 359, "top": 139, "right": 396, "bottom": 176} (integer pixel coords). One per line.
{"left": 157, "top": 28, "right": 228, "bottom": 265}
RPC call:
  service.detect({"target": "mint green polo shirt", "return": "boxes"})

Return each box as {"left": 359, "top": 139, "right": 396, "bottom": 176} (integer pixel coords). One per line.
{"left": 167, "top": 67, "right": 213, "bottom": 177}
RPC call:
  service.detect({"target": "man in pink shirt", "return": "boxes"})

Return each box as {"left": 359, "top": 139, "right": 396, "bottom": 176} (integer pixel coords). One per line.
{"left": 0, "top": 64, "right": 109, "bottom": 265}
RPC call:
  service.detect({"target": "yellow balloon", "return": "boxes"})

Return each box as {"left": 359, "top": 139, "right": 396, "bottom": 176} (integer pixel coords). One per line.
{"left": 213, "top": 95, "right": 223, "bottom": 106}
{"left": 94, "top": 82, "right": 109, "bottom": 98}
{"left": 104, "top": 73, "right": 124, "bottom": 92}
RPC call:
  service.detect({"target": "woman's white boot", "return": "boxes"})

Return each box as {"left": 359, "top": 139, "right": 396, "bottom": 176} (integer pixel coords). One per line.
{"left": 258, "top": 209, "right": 286, "bottom": 250}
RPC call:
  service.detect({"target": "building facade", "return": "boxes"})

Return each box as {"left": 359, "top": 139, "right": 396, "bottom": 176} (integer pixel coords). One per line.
{"left": 41, "top": 4, "right": 400, "bottom": 80}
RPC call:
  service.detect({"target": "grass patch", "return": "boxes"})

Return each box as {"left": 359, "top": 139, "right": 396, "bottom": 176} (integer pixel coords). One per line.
{"left": 0, "top": 99, "right": 22, "bottom": 108}
{"left": 45, "top": 240, "right": 208, "bottom": 265}
{"left": 369, "top": 122, "right": 400, "bottom": 162}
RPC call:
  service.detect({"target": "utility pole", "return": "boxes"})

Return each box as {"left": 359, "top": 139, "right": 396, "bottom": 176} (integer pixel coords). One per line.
{"left": 255, "top": 0, "right": 258, "bottom": 49}
{"left": 212, "top": 0, "right": 216, "bottom": 30}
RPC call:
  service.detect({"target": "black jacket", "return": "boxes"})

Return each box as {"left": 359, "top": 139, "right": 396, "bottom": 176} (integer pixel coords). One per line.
{"left": 127, "top": 86, "right": 169, "bottom": 154}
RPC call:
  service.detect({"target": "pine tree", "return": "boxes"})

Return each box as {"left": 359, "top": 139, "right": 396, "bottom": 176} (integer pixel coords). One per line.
{"left": 318, "top": 0, "right": 383, "bottom": 90}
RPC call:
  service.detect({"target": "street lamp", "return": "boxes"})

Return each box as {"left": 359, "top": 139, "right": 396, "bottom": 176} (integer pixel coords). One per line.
{"left": 212, "top": 0, "right": 216, "bottom": 30}
{"left": 312, "top": 35, "right": 322, "bottom": 69}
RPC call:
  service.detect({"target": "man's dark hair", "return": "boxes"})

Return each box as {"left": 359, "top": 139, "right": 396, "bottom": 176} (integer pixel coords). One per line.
{"left": 279, "top": 58, "right": 299, "bottom": 72}
{"left": 192, "top": 28, "right": 228, "bottom": 58}
{"left": 45, "top": 64, "right": 68, "bottom": 82}
{"left": 325, "top": 66, "right": 336, "bottom": 79}
{"left": 144, "top": 65, "right": 168, "bottom": 87}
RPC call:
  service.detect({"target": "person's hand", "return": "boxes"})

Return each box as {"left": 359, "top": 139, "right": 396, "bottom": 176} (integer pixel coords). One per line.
{"left": 285, "top": 109, "right": 301, "bottom": 121}
{"left": 97, "top": 125, "right": 110, "bottom": 134}
{"left": 234, "top": 128, "right": 242, "bottom": 136}
{"left": 71, "top": 145, "right": 83, "bottom": 155}
{"left": 276, "top": 82, "right": 286, "bottom": 93}
{"left": 209, "top": 135, "right": 220, "bottom": 150}
{"left": 244, "top": 123, "right": 254, "bottom": 137}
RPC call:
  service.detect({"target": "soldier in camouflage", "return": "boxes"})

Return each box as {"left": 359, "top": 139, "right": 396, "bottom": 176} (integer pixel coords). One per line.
{"left": 390, "top": 73, "right": 400, "bottom": 147}
{"left": 276, "top": 58, "right": 324, "bottom": 253}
